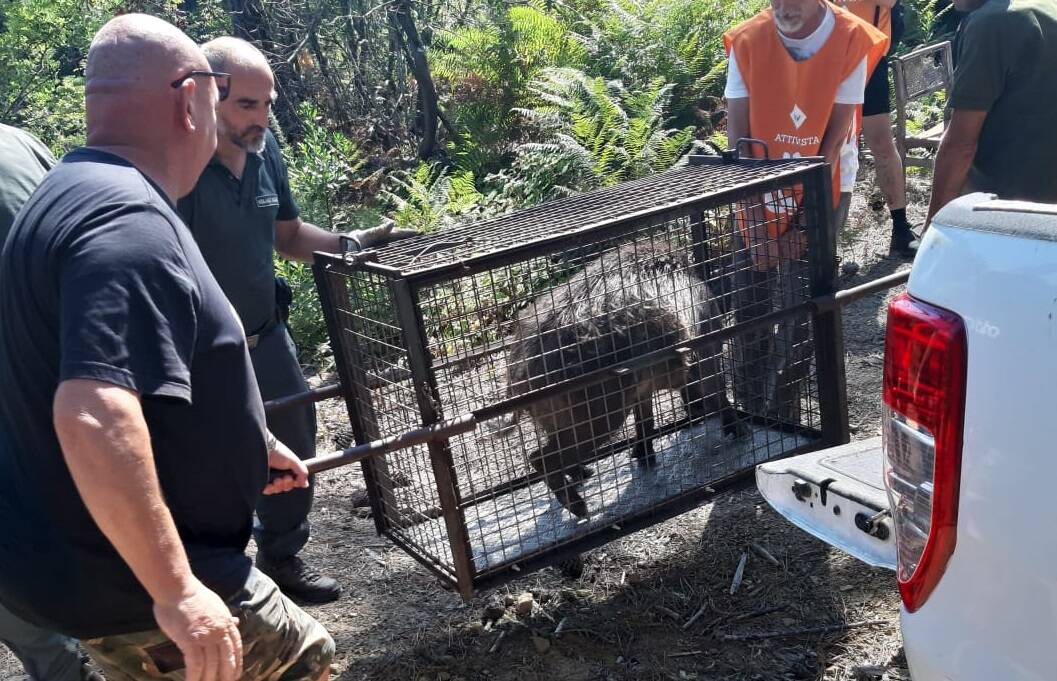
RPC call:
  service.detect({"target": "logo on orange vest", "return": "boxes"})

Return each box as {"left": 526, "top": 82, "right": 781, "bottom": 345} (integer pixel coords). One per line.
{"left": 790, "top": 104, "right": 807, "bottom": 130}
{"left": 774, "top": 133, "right": 821, "bottom": 147}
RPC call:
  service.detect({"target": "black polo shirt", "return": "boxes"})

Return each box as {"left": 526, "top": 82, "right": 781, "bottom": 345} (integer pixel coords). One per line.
{"left": 0, "top": 148, "right": 269, "bottom": 638}
{"left": 950, "top": 0, "right": 1057, "bottom": 202}
{"left": 177, "top": 129, "right": 299, "bottom": 336}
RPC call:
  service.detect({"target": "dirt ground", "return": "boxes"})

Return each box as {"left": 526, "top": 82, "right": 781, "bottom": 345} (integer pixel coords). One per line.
{"left": 1, "top": 164, "right": 927, "bottom": 681}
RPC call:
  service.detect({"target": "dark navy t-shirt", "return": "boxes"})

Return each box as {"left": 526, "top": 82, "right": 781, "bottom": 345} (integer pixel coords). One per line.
{"left": 0, "top": 148, "right": 269, "bottom": 638}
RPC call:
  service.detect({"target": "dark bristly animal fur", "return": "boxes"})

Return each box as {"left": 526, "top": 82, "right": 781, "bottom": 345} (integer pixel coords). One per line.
{"left": 504, "top": 240, "right": 747, "bottom": 518}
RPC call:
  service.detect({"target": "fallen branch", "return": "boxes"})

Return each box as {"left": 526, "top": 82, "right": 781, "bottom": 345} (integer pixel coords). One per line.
{"left": 553, "top": 616, "right": 568, "bottom": 638}
{"left": 488, "top": 630, "right": 507, "bottom": 653}
{"left": 682, "top": 601, "right": 710, "bottom": 630}
{"left": 654, "top": 605, "right": 683, "bottom": 622}
{"left": 668, "top": 650, "right": 704, "bottom": 658}
{"left": 727, "top": 604, "right": 785, "bottom": 624}
{"left": 730, "top": 552, "right": 748, "bottom": 595}
{"left": 749, "top": 542, "right": 781, "bottom": 567}
{"left": 719, "top": 618, "right": 892, "bottom": 642}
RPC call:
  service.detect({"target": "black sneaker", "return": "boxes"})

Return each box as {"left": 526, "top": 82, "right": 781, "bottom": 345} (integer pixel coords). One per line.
{"left": 890, "top": 225, "right": 919, "bottom": 257}
{"left": 257, "top": 555, "right": 342, "bottom": 604}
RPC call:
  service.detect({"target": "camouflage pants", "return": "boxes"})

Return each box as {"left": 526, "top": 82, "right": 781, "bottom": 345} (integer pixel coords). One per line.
{"left": 81, "top": 570, "right": 334, "bottom": 681}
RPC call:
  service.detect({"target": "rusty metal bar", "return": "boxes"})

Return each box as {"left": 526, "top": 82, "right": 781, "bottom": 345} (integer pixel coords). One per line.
{"left": 303, "top": 414, "right": 477, "bottom": 476}
{"left": 821, "top": 270, "right": 911, "bottom": 311}
{"left": 263, "top": 382, "right": 343, "bottom": 415}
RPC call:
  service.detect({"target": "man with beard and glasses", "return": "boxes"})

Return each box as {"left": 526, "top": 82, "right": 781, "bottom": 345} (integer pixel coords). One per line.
{"left": 177, "top": 37, "right": 416, "bottom": 605}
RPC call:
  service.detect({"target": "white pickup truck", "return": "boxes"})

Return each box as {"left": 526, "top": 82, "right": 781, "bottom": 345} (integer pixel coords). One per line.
{"left": 756, "top": 193, "right": 1057, "bottom": 681}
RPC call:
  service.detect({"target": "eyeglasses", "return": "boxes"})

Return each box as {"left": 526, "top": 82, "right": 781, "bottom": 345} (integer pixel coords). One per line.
{"left": 170, "top": 70, "right": 231, "bottom": 101}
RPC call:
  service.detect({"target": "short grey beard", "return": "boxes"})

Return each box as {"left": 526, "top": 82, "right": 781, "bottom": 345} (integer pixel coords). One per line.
{"left": 243, "top": 134, "right": 267, "bottom": 154}
{"left": 774, "top": 15, "right": 806, "bottom": 35}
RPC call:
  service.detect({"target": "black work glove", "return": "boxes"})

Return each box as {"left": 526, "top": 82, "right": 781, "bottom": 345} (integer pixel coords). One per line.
{"left": 344, "top": 218, "right": 420, "bottom": 251}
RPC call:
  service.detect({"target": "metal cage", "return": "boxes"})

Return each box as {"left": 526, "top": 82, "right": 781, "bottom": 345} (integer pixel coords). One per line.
{"left": 892, "top": 41, "right": 954, "bottom": 173}
{"left": 313, "top": 156, "right": 847, "bottom": 597}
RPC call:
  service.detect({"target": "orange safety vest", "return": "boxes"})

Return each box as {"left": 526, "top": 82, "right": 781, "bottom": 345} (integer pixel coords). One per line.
{"left": 723, "top": 3, "right": 887, "bottom": 268}
{"left": 847, "top": 1, "right": 892, "bottom": 39}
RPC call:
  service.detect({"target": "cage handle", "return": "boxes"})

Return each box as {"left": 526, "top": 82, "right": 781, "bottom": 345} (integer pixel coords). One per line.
{"left": 731, "top": 137, "right": 771, "bottom": 161}
{"left": 269, "top": 413, "right": 479, "bottom": 479}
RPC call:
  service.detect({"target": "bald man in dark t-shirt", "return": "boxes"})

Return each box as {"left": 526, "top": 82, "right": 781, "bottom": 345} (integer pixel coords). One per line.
{"left": 0, "top": 14, "right": 332, "bottom": 681}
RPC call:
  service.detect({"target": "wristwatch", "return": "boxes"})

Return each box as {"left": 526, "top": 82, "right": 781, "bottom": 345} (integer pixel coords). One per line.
{"left": 265, "top": 431, "right": 277, "bottom": 453}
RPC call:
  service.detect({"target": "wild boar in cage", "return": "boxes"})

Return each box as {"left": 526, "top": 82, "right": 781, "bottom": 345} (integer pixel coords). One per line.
{"left": 312, "top": 155, "right": 847, "bottom": 597}
{"left": 502, "top": 240, "right": 749, "bottom": 518}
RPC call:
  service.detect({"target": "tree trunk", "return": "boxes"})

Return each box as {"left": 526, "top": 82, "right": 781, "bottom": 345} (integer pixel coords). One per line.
{"left": 389, "top": 0, "right": 439, "bottom": 159}
{"left": 223, "top": 0, "right": 304, "bottom": 141}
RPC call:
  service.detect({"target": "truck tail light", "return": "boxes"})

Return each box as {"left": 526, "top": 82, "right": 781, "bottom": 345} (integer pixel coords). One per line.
{"left": 882, "top": 293, "right": 966, "bottom": 613}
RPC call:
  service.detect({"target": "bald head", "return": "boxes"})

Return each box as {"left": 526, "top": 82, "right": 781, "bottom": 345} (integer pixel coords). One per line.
{"left": 87, "top": 14, "right": 205, "bottom": 96}
{"left": 201, "top": 37, "right": 271, "bottom": 76}
{"left": 84, "top": 14, "right": 218, "bottom": 200}
{"left": 203, "top": 37, "right": 276, "bottom": 156}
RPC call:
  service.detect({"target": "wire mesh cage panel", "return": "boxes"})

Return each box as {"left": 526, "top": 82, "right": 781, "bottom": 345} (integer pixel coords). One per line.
{"left": 314, "top": 156, "right": 847, "bottom": 596}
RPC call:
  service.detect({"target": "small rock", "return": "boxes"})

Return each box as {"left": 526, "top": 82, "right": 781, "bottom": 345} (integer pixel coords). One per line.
{"left": 503, "top": 593, "right": 516, "bottom": 607}
{"left": 531, "top": 635, "right": 550, "bottom": 654}
{"left": 841, "top": 261, "right": 861, "bottom": 277}
{"left": 482, "top": 603, "right": 505, "bottom": 623}
{"left": 515, "top": 592, "right": 535, "bottom": 617}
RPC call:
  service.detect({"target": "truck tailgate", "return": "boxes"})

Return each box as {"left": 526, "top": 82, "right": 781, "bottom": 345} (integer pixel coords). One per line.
{"left": 756, "top": 437, "right": 896, "bottom": 569}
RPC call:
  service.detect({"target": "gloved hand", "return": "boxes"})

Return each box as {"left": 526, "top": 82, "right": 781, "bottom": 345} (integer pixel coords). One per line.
{"left": 345, "top": 218, "right": 420, "bottom": 251}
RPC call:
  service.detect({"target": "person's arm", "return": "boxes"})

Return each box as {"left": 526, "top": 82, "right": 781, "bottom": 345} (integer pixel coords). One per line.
{"left": 274, "top": 217, "right": 419, "bottom": 262}
{"left": 820, "top": 103, "right": 858, "bottom": 168}
{"left": 726, "top": 97, "right": 749, "bottom": 152}
{"left": 924, "top": 108, "right": 988, "bottom": 228}
{"left": 274, "top": 217, "right": 342, "bottom": 261}
{"left": 53, "top": 379, "right": 242, "bottom": 681}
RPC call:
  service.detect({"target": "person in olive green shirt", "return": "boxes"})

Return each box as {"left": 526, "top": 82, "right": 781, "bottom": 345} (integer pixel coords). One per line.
{"left": 0, "top": 124, "right": 55, "bottom": 245}
{"left": 927, "top": 0, "right": 1057, "bottom": 226}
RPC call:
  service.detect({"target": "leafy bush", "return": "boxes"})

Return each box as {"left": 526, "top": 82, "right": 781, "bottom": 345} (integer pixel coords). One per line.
{"left": 284, "top": 104, "right": 374, "bottom": 231}
{"left": 570, "top": 0, "right": 766, "bottom": 127}
{"left": 0, "top": 0, "right": 120, "bottom": 152}
{"left": 487, "top": 67, "right": 693, "bottom": 205}
{"left": 381, "top": 161, "right": 483, "bottom": 232}
{"left": 433, "top": 2, "right": 588, "bottom": 177}
{"left": 900, "top": 0, "right": 957, "bottom": 48}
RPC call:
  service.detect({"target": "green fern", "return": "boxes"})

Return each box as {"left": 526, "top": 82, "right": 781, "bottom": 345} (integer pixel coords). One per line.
{"left": 382, "top": 162, "right": 483, "bottom": 232}
{"left": 511, "top": 67, "right": 692, "bottom": 190}
{"left": 434, "top": 4, "right": 588, "bottom": 178}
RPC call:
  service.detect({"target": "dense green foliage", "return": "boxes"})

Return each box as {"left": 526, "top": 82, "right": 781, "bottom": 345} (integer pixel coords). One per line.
{"left": 1, "top": 0, "right": 955, "bottom": 365}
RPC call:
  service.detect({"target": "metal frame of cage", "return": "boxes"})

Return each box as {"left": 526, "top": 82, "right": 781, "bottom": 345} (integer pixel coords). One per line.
{"left": 311, "top": 155, "right": 850, "bottom": 598}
